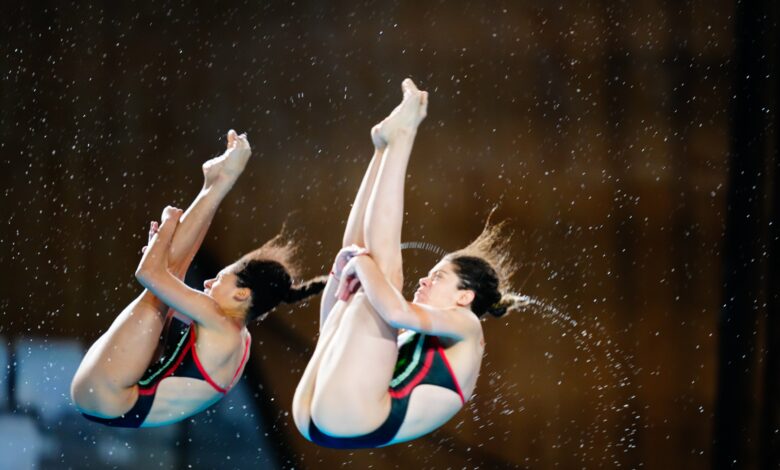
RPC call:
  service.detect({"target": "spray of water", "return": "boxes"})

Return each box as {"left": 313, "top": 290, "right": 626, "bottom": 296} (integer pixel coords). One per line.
{"left": 401, "top": 241, "right": 448, "bottom": 257}
{"left": 512, "top": 294, "right": 639, "bottom": 466}
{"left": 402, "top": 242, "right": 638, "bottom": 466}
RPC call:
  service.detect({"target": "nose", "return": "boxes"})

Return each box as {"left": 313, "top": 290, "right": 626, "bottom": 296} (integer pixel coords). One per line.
{"left": 204, "top": 278, "right": 214, "bottom": 289}
{"left": 418, "top": 277, "right": 430, "bottom": 288}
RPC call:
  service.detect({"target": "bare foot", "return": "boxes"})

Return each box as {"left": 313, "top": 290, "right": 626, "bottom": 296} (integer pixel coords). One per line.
{"left": 202, "top": 130, "right": 252, "bottom": 188}
{"left": 371, "top": 79, "right": 428, "bottom": 147}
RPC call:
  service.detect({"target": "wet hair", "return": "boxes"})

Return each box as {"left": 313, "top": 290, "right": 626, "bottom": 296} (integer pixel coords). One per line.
{"left": 445, "top": 217, "right": 528, "bottom": 318}
{"left": 232, "top": 234, "right": 326, "bottom": 323}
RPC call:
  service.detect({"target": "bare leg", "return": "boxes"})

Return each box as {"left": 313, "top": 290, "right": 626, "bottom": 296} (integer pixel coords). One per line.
{"left": 299, "top": 81, "right": 429, "bottom": 437}
{"left": 71, "top": 131, "right": 251, "bottom": 416}
{"left": 292, "top": 297, "right": 351, "bottom": 437}
{"left": 343, "top": 144, "right": 387, "bottom": 248}
{"left": 319, "top": 143, "right": 387, "bottom": 327}
{"left": 364, "top": 79, "right": 428, "bottom": 287}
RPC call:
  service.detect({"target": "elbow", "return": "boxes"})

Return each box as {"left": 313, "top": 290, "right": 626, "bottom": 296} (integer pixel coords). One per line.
{"left": 134, "top": 266, "right": 154, "bottom": 287}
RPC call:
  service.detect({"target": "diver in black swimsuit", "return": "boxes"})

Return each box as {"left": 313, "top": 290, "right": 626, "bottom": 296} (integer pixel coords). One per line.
{"left": 292, "top": 80, "right": 526, "bottom": 448}
{"left": 306, "top": 331, "right": 466, "bottom": 448}
{"left": 71, "top": 131, "right": 324, "bottom": 428}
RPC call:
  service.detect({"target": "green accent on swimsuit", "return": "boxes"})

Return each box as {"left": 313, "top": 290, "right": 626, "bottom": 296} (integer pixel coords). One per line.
{"left": 390, "top": 333, "right": 426, "bottom": 387}
{"left": 138, "top": 326, "right": 191, "bottom": 387}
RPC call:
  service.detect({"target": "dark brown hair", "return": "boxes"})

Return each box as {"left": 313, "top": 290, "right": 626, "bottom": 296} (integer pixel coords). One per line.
{"left": 232, "top": 234, "right": 326, "bottom": 323}
{"left": 446, "top": 219, "right": 527, "bottom": 318}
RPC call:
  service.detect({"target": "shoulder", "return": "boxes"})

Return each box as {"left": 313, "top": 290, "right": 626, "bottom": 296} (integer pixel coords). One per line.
{"left": 195, "top": 321, "right": 246, "bottom": 353}
{"left": 444, "top": 306, "right": 483, "bottom": 339}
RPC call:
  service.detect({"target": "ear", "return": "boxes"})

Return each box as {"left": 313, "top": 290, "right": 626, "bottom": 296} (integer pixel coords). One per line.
{"left": 233, "top": 287, "right": 251, "bottom": 302}
{"left": 456, "top": 289, "right": 475, "bottom": 307}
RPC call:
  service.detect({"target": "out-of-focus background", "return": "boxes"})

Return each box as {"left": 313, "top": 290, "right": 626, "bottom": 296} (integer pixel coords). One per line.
{"left": 1, "top": 1, "right": 777, "bottom": 468}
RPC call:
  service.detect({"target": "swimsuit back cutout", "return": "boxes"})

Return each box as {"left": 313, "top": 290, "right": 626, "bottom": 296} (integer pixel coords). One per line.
{"left": 308, "top": 332, "right": 464, "bottom": 449}
{"left": 81, "top": 317, "right": 251, "bottom": 428}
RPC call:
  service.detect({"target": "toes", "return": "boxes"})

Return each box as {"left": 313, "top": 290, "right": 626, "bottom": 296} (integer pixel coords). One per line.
{"left": 402, "top": 78, "right": 419, "bottom": 96}
{"left": 420, "top": 91, "right": 428, "bottom": 117}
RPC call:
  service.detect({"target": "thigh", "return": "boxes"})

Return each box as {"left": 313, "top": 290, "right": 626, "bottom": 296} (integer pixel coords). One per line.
{"left": 310, "top": 295, "right": 398, "bottom": 435}
{"left": 72, "top": 293, "right": 166, "bottom": 415}
{"left": 292, "top": 302, "right": 349, "bottom": 436}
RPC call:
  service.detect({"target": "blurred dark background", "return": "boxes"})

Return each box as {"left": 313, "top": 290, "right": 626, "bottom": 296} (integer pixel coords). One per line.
{"left": 1, "top": 0, "right": 777, "bottom": 468}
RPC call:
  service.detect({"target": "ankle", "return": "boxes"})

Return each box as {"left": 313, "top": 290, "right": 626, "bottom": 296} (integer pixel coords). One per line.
{"left": 203, "top": 177, "right": 234, "bottom": 196}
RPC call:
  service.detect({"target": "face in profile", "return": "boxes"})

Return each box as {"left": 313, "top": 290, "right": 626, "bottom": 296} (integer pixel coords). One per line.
{"left": 203, "top": 266, "right": 247, "bottom": 312}
{"left": 413, "top": 259, "right": 473, "bottom": 309}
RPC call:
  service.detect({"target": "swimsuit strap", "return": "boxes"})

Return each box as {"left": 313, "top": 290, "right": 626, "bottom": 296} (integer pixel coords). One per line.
{"left": 190, "top": 328, "right": 251, "bottom": 395}
{"left": 430, "top": 336, "right": 466, "bottom": 404}
{"left": 225, "top": 332, "right": 252, "bottom": 391}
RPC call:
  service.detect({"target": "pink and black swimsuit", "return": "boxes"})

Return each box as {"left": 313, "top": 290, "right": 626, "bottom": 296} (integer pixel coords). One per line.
{"left": 81, "top": 317, "right": 251, "bottom": 428}
{"left": 308, "top": 332, "right": 466, "bottom": 448}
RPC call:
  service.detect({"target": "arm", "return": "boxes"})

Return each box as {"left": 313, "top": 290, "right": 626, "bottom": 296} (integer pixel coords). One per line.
{"left": 339, "top": 255, "right": 479, "bottom": 340}
{"left": 319, "top": 245, "right": 367, "bottom": 329}
{"left": 136, "top": 206, "right": 233, "bottom": 331}
{"left": 166, "top": 185, "right": 231, "bottom": 277}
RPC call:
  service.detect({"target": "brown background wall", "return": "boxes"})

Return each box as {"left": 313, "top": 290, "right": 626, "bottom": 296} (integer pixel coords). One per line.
{"left": 0, "top": 0, "right": 735, "bottom": 467}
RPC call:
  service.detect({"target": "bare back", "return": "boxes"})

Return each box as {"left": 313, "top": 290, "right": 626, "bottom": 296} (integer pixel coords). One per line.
{"left": 140, "top": 321, "right": 250, "bottom": 427}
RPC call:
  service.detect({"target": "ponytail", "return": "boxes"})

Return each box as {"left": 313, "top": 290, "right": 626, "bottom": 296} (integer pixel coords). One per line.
{"left": 283, "top": 276, "right": 328, "bottom": 303}
{"left": 486, "top": 292, "right": 530, "bottom": 318}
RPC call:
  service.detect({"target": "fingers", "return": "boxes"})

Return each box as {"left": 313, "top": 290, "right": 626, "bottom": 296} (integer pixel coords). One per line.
{"left": 148, "top": 221, "right": 159, "bottom": 241}
{"left": 144, "top": 220, "right": 158, "bottom": 252}
{"left": 227, "top": 129, "right": 238, "bottom": 148}
{"left": 344, "top": 277, "right": 361, "bottom": 300}
{"left": 335, "top": 275, "right": 348, "bottom": 301}
{"left": 336, "top": 276, "right": 361, "bottom": 301}
{"left": 337, "top": 245, "right": 367, "bottom": 268}
{"left": 160, "top": 206, "right": 184, "bottom": 226}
